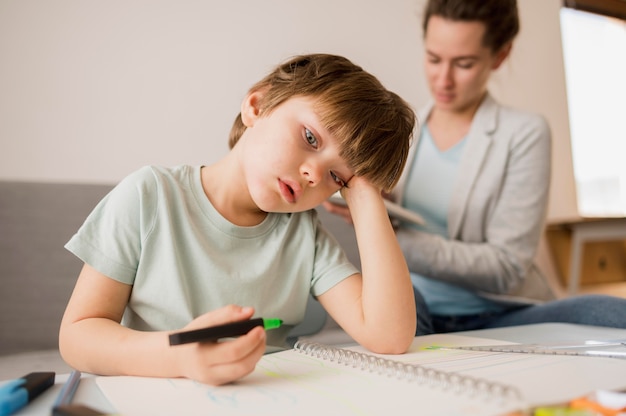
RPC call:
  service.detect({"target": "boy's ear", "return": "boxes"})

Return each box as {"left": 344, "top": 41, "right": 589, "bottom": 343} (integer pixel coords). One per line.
{"left": 240, "top": 90, "right": 264, "bottom": 127}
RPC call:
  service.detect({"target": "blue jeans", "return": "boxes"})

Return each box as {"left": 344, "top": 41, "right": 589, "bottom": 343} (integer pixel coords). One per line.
{"left": 413, "top": 286, "right": 626, "bottom": 335}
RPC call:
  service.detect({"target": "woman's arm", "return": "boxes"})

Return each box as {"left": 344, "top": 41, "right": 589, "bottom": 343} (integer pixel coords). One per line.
{"left": 318, "top": 177, "right": 416, "bottom": 354}
{"left": 59, "top": 264, "right": 266, "bottom": 385}
{"left": 397, "top": 114, "right": 551, "bottom": 295}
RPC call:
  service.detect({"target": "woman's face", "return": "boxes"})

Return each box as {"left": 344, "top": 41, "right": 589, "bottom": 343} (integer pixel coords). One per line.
{"left": 424, "top": 16, "right": 506, "bottom": 114}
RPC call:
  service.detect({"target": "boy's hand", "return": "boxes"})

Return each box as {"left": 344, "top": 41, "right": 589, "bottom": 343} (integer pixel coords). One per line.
{"left": 322, "top": 176, "right": 387, "bottom": 225}
{"left": 340, "top": 175, "right": 380, "bottom": 201}
{"left": 174, "top": 305, "right": 266, "bottom": 386}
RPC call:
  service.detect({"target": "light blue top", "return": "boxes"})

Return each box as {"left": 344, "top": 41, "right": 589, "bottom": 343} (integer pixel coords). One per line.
{"left": 403, "top": 126, "right": 462, "bottom": 236}
{"left": 404, "top": 127, "right": 503, "bottom": 315}
{"left": 65, "top": 165, "right": 358, "bottom": 347}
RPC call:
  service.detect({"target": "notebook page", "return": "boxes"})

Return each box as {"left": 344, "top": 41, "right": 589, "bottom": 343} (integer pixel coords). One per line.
{"left": 95, "top": 333, "right": 626, "bottom": 415}
{"left": 95, "top": 334, "right": 520, "bottom": 416}
{"left": 347, "top": 333, "right": 626, "bottom": 407}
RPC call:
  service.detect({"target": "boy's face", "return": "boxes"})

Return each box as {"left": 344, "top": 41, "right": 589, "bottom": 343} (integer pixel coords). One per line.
{"left": 239, "top": 94, "right": 354, "bottom": 213}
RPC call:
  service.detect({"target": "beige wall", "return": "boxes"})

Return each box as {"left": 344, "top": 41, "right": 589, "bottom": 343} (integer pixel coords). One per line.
{"left": 494, "top": 0, "right": 579, "bottom": 222}
{"left": 0, "top": 0, "right": 578, "bottom": 221}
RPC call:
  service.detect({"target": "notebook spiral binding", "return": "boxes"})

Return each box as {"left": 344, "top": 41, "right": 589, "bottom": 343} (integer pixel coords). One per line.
{"left": 293, "top": 340, "right": 524, "bottom": 405}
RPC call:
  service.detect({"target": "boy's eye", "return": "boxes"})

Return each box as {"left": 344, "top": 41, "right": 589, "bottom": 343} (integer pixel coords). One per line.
{"left": 304, "top": 128, "right": 318, "bottom": 149}
{"left": 330, "top": 171, "right": 346, "bottom": 188}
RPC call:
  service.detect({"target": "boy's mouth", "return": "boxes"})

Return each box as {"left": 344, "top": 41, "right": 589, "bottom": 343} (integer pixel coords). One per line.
{"left": 278, "top": 179, "right": 299, "bottom": 203}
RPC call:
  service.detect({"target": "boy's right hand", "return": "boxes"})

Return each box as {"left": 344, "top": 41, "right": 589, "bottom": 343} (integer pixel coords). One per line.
{"left": 321, "top": 180, "right": 393, "bottom": 226}
{"left": 173, "top": 305, "right": 266, "bottom": 386}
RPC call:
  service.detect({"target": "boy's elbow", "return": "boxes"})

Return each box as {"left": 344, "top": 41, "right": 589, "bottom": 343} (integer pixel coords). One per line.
{"left": 58, "top": 323, "right": 84, "bottom": 370}
{"left": 366, "top": 337, "right": 413, "bottom": 355}
{"left": 58, "top": 329, "right": 74, "bottom": 366}
{"left": 361, "top": 326, "right": 415, "bottom": 355}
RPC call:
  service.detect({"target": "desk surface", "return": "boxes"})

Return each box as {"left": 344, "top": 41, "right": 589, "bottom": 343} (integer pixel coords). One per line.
{"left": 547, "top": 216, "right": 626, "bottom": 227}
{"left": 9, "top": 323, "right": 626, "bottom": 415}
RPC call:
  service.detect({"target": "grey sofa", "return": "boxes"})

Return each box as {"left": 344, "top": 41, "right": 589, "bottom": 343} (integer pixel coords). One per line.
{"left": 0, "top": 180, "right": 358, "bottom": 379}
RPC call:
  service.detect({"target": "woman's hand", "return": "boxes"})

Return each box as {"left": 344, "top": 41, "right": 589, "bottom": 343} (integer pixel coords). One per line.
{"left": 321, "top": 200, "right": 354, "bottom": 224}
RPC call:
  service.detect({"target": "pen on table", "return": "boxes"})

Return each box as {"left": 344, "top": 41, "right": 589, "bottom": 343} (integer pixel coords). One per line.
{"left": 0, "top": 371, "right": 55, "bottom": 416}
{"left": 52, "top": 371, "right": 122, "bottom": 416}
{"left": 169, "top": 317, "right": 283, "bottom": 345}
{"left": 52, "top": 370, "right": 81, "bottom": 413}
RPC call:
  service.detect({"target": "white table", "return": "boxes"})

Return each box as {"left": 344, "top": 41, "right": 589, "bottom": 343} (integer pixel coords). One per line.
{"left": 7, "top": 323, "right": 626, "bottom": 415}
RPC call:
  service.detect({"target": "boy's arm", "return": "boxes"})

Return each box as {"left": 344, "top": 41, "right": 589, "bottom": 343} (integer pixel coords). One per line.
{"left": 59, "top": 264, "right": 266, "bottom": 385}
{"left": 317, "top": 177, "right": 416, "bottom": 354}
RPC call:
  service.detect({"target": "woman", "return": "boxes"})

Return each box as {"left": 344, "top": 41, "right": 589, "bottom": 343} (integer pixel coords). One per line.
{"left": 325, "top": 0, "right": 626, "bottom": 334}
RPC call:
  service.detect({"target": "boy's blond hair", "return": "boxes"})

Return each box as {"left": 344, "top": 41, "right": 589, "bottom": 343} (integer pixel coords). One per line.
{"left": 228, "top": 54, "right": 416, "bottom": 192}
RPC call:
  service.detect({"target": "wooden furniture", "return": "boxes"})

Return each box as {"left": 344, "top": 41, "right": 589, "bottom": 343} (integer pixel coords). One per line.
{"left": 546, "top": 217, "right": 626, "bottom": 294}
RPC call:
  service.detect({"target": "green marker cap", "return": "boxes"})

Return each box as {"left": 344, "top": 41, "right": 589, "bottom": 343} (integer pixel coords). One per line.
{"left": 263, "top": 318, "right": 283, "bottom": 330}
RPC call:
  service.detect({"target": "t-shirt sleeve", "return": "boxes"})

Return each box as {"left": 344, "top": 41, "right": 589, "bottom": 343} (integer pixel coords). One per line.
{"left": 65, "top": 166, "right": 158, "bottom": 284}
{"left": 309, "top": 214, "right": 360, "bottom": 297}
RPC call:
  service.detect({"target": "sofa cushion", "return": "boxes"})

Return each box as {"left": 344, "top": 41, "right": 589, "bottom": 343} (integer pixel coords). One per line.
{"left": 0, "top": 181, "right": 112, "bottom": 356}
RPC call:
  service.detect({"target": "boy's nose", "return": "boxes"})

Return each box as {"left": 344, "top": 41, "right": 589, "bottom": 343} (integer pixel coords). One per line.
{"left": 301, "top": 163, "right": 322, "bottom": 186}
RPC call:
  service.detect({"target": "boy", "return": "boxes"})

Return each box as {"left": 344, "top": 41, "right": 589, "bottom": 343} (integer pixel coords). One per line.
{"left": 59, "top": 54, "right": 417, "bottom": 385}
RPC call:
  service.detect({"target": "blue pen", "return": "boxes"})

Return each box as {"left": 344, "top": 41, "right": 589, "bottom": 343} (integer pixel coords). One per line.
{"left": 53, "top": 370, "right": 81, "bottom": 410}
{"left": 0, "top": 372, "right": 55, "bottom": 416}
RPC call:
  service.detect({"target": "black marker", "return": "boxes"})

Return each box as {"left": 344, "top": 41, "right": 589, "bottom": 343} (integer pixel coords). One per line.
{"left": 0, "top": 372, "right": 55, "bottom": 416}
{"left": 169, "top": 318, "right": 283, "bottom": 345}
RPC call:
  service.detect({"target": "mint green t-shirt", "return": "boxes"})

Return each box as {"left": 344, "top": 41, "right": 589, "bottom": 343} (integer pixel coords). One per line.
{"left": 65, "top": 165, "right": 357, "bottom": 347}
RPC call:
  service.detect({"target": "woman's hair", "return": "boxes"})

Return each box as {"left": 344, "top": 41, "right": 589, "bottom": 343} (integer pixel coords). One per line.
{"left": 228, "top": 54, "right": 416, "bottom": 191}
{"left": 422, "top": 0, "right": 519, "bottom": 53}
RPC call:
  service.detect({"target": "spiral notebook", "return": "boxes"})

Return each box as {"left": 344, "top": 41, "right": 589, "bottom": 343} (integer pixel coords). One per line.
{"left": 96, "top": 333, "right": 626, "bottom": 416}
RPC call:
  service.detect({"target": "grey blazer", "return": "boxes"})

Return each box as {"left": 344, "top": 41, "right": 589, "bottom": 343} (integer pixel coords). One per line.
{"left": 393, "top": 93, "right": 556, "bottom": 305}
